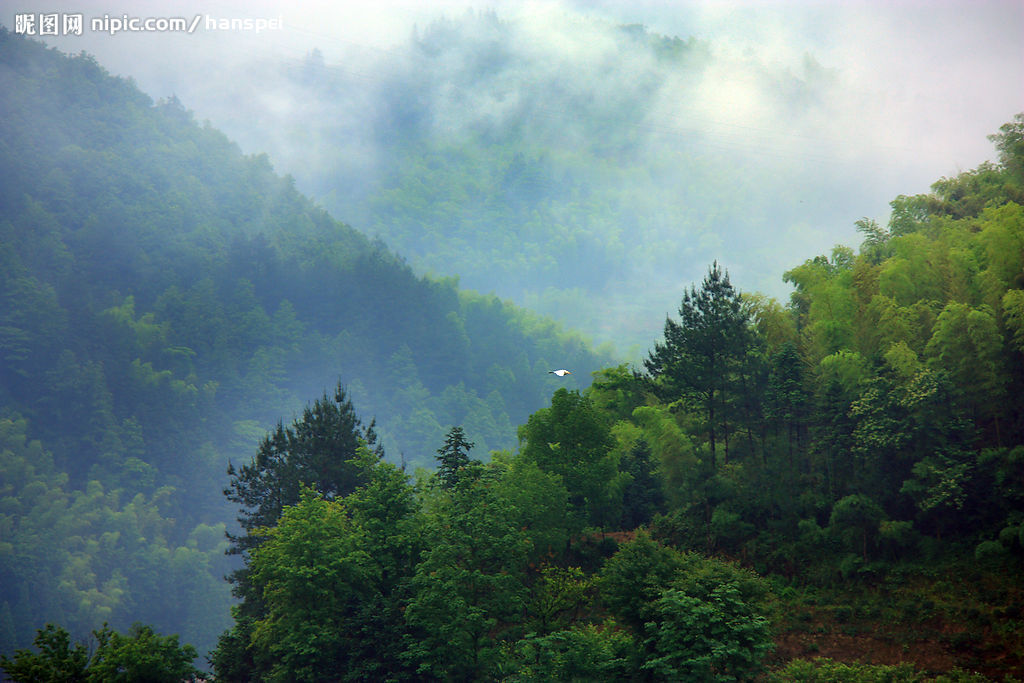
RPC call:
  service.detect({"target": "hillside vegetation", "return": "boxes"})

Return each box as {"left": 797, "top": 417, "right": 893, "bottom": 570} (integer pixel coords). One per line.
{"left": 204, "top": 114, "right": 1021, "bottom": 680}
{"left": 0, "top": 29, "right": 611, "bottom": 658}
{"left": 2, "top": 23, "right": 1023, "bottom": 682}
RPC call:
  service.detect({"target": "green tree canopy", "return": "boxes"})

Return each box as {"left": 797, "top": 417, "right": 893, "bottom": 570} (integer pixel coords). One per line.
{"left": 404, "top": 476, "right": 532, "bottom": 680}
{"left": 246, "top": 488, "right": 378, "bottom": 682}
{"left": 518, "top": 388, "right": 621, "bottom": 528}
{"left": 0, "top": 622, "right": 202, "bottom": 683}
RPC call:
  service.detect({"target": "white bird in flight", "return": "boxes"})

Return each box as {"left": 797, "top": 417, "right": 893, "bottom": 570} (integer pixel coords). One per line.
{"left": 549, "top": 369, "right": 572, "bottom": 377}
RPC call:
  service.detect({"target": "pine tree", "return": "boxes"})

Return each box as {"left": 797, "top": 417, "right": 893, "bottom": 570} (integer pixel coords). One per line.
{"left": 436, "top": 426, "right": 476, "bottom": 489}
{"left": 645, "top": 262, "right": 751, "bottom": 463}
{"left": 216, "top": 384, "right": 379, "bottom": 680}
{"left": 224, "top": 383, "right": 379, "bottom": 555}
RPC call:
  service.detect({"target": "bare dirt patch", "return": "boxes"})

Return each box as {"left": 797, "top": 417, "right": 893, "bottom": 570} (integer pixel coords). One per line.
{"left": 770, "top": 608, "right": 1024, "bottom": 680}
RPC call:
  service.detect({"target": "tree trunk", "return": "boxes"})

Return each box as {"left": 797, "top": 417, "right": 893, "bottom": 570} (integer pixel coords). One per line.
{"left": 708, "top": 392, "right": 717, "bottom": 465}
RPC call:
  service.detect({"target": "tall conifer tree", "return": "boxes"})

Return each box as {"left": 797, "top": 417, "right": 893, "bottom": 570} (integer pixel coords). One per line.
{"left": 435, "top": 426, "right": 476, "bottom": 489}
{"left": 645, "top": 262, "right": 750, "bottom": 463}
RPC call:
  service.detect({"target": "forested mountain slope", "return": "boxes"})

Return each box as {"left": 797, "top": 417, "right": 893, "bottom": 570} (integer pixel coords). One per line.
{"left": 204, "top": 115, "right": 1024, "bottom": 681}
{"left": 0, "top": 29, "right": 612, "bottom": 657}
{"left": 3, "top": 19, "right": 1023, "bottom": 680}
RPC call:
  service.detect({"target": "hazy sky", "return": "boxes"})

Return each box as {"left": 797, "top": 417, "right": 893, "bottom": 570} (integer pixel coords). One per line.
{"left": 19, "top": 0, "right": 1021, "bottom": 191}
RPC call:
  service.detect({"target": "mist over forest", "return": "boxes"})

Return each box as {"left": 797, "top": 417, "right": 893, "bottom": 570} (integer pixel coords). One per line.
{"left": 3, "top": 1, "right": 1024, "bottom": 680}
{"left": 33, "top": 0, "right": 1024, "bottom": 353}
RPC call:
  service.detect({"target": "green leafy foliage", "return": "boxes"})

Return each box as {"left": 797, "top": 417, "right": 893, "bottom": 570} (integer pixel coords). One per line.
{"left": 598, "top": 532, "right": 686, "bottom": 631}
{"left": 0, "top": 624, "right": 90, "bottom": 683}
{"left": 508, "top": 622, "right": 635, "bottom": 682}
{"left": 247, "top": 490, "right": 378, "bottom": 682}
{"left": 88, "top": 623, "right": 202, "bottom": 683}
{"left": 528, "top": 566, "right": 594, "bottom": 635}
{"left": 404, "top": 474, "right": 532, "bottom": 680}
{"left": 768, "top": 657, "right": 922, "bottom": 682}
{"left": 489, "top": 455, "right": 570, "bottom": 564}
{"left": 0, "top": 622, "right": 203, "bottom": 683}
{"left": 518, "top": 388, "right": 623, "bottom": 529}
{"left": 642, "top": 584, "right": 772, "bottom": 681}
{"left": 599, "top": 535, "right": 773, "bottom": 681}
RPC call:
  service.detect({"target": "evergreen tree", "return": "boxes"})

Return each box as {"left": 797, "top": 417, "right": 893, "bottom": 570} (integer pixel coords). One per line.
{"left": 216, "top": 384, "right": 379, "bottom": 680}
{"left": 764, "top": 340, "right": 808, "bottom": 469}
{"left": 223, "top": 383, "right": 379, "bottom": 556}
{"left": 619, "top": 438, "right": 665, "bottom": 529}
{"left": 435, "top": 425, "right": 476, "bottom": 489}
{"left": 645, "top": 262, "right": 751, "bottom": 463}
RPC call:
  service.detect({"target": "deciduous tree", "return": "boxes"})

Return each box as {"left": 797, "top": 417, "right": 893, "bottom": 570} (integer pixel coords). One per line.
{"left": 519, "top": 388, "right": 620, "bottom": 528}
{"left": 246, "top": 489, "right": 377, "bottom": 682}
{"left": 404, "top": 477, "right": 531, "bottom": 680}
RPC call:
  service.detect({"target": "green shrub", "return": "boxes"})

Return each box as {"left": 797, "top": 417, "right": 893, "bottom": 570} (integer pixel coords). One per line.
{"left": 508, "top": 621, "right": 636, "bottom": 682}
{"left": 768, "top": 657, "right": 921, "bottom": 682}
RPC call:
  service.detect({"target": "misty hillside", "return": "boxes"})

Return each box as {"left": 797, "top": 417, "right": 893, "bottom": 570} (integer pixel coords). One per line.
{"left": 212, "top": 114, "right": 1024, "bottom": 680}
{"left": 165, "top": 11, "right": 929, "bottom": 353}
{"left": 2, "top": 11, "right": 1024, "bottom": 678}
{"left": 0, "top": 28, "right": 613, "bottom": 656}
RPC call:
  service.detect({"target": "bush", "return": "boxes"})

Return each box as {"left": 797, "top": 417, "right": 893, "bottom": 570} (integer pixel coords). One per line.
{"left": 642, "top": 582, "right": 773, "bottom": 681}
{"left": 599, "top": 534, "right": 773, "bottom": 681}
{"left": 508, "top": 621, "right": 636, "bottom": 682}
{"left": 768, "top": 657, "right": 921, "bottom": 682}
{"left": 974, "top": 539, "right": 1008, "bottom": 562}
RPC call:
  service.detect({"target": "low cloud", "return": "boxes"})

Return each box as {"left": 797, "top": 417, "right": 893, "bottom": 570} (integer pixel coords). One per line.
{"left": 18, "top": 0, "right": 1023, "bottom": 348}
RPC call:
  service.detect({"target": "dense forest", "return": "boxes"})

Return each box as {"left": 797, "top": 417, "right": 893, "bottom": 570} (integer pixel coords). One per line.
{"left": 0, "top": 29, "right": 611, "bottom": 660}
{"left": 3, "top": 21, "right": 1024, "bottom": 683}
{"left": 201, "top": 115, "right": 1024, "bottom": 680}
